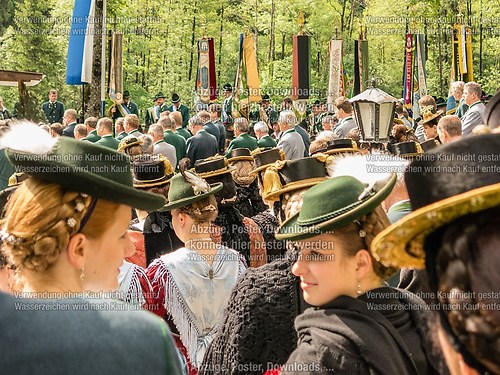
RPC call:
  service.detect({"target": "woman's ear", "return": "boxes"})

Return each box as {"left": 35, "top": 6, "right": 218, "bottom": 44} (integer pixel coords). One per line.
{"left": 66, "top": 233, "right": 87, "bottom": 270}
{"left": 354, "top": 249, "right": 373, "bottom": 278}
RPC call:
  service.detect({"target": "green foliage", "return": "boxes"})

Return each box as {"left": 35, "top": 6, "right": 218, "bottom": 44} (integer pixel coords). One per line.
{"left": 0, "top": 0, "right": 498, "bottom": 121}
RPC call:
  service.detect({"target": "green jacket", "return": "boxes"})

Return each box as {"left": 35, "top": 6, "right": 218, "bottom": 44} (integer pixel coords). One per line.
{"left": 83, "top": 129, "right": 101, "bottom": 143}
{"left": 164, "top": 130, "right": 187, "bottom": 169}
{"left": 115, "top": 131, "right": 127, "bottom": 141}
{"left": 95, "top": 134, "right": 120, "bottom": 150}
{"left": 257, "top": 135, "right": 277, "bottom": 148}
{"left": 176, "top": 127, "right": 192, "bottom": 141}
{"left": 225, "top": 133, "right": 258, "bottom": 157}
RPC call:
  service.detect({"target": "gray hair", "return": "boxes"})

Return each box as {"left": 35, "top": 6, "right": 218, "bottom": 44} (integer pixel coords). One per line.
{"left": 149, "top": 124, "right": 164, "bottom": 138}
{"left": 253, "top": 121, "right": 268, "bottom": 134}
{"left": 138, "top": 134, "right": 154, "bottom": 154}
{"left": 278, "top": 110, "right": 297, "bottom": 129}
{"left": 188, "top": 115, "right": 204, "bottom": 128}
{"left": 464, "top": 82, "right": 482, "bottom": 98}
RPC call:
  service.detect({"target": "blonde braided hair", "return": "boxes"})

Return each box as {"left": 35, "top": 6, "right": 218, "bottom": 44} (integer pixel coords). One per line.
{"left": 1, "top": 177, "right": 119, "bottom": 273}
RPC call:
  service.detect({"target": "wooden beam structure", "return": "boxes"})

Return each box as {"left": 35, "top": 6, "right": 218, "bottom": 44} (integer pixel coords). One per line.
{"left": 0, "top": 70, "right": 44, "bottom": 87}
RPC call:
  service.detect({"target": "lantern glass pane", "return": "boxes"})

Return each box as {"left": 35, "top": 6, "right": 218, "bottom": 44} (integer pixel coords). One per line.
{"left": 378, "top": 103, "right": 396, "bottom": 141}
{"left": 356, "top": 102, "right": 376, "bottom": 141}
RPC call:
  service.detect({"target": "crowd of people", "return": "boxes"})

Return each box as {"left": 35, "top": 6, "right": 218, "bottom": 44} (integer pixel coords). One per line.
{"left": 0, "top": 80, "right": 498, "bottom": 375}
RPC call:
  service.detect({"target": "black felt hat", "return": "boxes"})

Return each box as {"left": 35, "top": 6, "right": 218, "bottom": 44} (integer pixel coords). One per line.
{"left": 123, "top": 90, "right": 131, "bottom": 99}
{"left": 261, "top": 94, "right": 271, "bottom": 102}
{"left": 420, "top": 139, "right": 440, "bottom": 152}
{"left": 227, "top": 148, "right": 254, "bottom": 163}
{"left": 250, "top": 147, "right": 285, "bottom": 175}
{"left": 372, "top": 134, "right": 500, "bottom": 270}
{"left": 171, "top": 93, "right": 180, "bottom": 103}
{"left": 392, "top": 141, "right": 422, "bottom": 158}
{"left": 311, "top": 138, "right": 359, "bottom": 156}
{"left": 133, "top": 156, "right": 174, "bottom": 188}
{"left": 193, "top": 156, "right": 235, "bottom": 178}
{"left": 223, "top": 83, "right": 232, "bottom": 92}
{"left": 262, "top": 156, "right": 331, "bottom": 201}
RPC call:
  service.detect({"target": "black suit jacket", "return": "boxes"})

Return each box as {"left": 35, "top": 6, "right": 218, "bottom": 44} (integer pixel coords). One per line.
{"left": 186, "top": 129, "right": 218, "bottom": 166}
{"left": 62, "top": 122, "right": 77, "bottom": 138}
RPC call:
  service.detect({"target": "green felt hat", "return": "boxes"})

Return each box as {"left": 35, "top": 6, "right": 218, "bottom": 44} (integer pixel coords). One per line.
{"left": 6, "top": 137, "right": 166, "bottom": 211}
{"left": 160, "top": 169, "right": 223, "bottom": 211}
{"left": 276, "top": 174, "right": 397, "bottom": 241}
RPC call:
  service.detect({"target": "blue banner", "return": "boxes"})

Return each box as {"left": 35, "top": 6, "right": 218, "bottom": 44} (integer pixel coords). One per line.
{"left": 66, "top": 0, "right": 96, "bottom": 85}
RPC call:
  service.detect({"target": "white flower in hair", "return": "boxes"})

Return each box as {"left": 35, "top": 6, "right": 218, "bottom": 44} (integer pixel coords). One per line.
{"left": 0, "top": 120, "right": 58, "bottom": 154}
{"left": 179, "top": 158, "right": 210, "bottom": 195}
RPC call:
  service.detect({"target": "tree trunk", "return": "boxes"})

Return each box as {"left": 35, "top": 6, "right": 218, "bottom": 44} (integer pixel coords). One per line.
{"left": 187, "top": 0, "right": 197, "bottom": 81}
{"left": 84, "top": 0, "right": 103, "bottom": 118}
{"left": 218, "top": 6, "right": 224, "bottom": 83}
{"left": 268, "top": 0, "right": 275, "bottom": 63}
{"left": 340, "top": 0, "right": 347, "bottom": 33}
{"left": 281, "top": 32, "right": 285, "bottom": 59}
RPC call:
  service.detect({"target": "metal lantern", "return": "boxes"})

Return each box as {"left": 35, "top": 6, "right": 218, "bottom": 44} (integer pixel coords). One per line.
{"left": 350, "top": 79, "right": 399, "bottom": 143}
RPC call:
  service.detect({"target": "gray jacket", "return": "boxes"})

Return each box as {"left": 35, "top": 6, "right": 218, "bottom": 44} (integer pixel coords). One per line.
{"left": 0, "top": 293, "right": 185, "bottom": 375}
{"left": 278, "top": 129, "right": 306, "bottom": 160}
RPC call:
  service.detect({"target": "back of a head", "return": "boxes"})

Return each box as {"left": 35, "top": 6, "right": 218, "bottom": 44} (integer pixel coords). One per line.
{"left": 138, "top": 134, "right": 154, "bottom": 154}
{"left": 85, "top": 117, "right": 98, "bottom": 129}
{"left": 125, "top": 114, "right": 139, "bottom": 130}
{"left": 2, "top": 177, "right": 121, "bottom": 274}
{"left": 334, "top": 96, "right": 353, "bottom": 114}
{"left": 75, "top": 124, "right": 88, "bottom": 137}
{"left": 98, "top": 117, "right": 113, "bottom": 133}
{"left": 198, "top": 110, "right": 210, "bottom": 123}
{"left": 419, "top": 95, "right": 437, "bottom": 110}
{"left": 149, "top": 124, "right": 163, "bottom": 138}
{"left": 438, "top": 115, "right": 462, "bottom": 137}
{"left": 158, "top": 116, "right": 174, "bottom": 131}
{"left": 50, "top": 123, "right": 64, "bottom": 136}
{"left": 426, "top": 209, "right": 500, "bottom": 374}
{"left": 278, "top": 110, "right": 296, "bottom": 129}
{"left": 254, "top": 121, "right": 268, "bottom": 134}
{"left": 170, "top": 111, "right": 182, "bottom": 127}
{"left": 65, "top": 109, "right": 78, "bottom": 122}
{"left": 234, "top": 117, "right": 249, "bottom": 133}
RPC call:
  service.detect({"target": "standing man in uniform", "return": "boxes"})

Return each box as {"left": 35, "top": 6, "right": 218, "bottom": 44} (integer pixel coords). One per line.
{"left": 221, "top": 83, "right": 234, "bottom": 140}
{"left": 249, "top": 94, "right": 278, "bottom": 131}
{"left": 168, "top": 93, "right": 190, "bottom": 128}
{"left": 145, "top": 94, "right": 159, "bottom": 129}
{"left": 41, "top": 89, "right": 65, "bottom": 124}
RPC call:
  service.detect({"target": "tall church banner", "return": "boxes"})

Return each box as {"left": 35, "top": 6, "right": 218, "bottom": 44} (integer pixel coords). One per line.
{"left": 291, "top": 35, "right": 311, "bottom": 100}
{"left": 415, "top": 34, "right": 427, "bottom": 98}
{"left": 353, "top": 39, "right": 368, "bottom": 96}
{"left": 195, "top": 37, "right": 217, "bottom": 103}
{"left": 233, "top": 33, "right": 261, "bottom": 118}
{"left": 327, "top": 39, "right": 344, "bottom": 107}
{"left": 402, "top": 34, "right": 414, "bottom": 107}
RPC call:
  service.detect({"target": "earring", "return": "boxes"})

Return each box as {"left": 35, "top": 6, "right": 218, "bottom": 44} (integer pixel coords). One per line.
{"left": 80, "top": 267, "right": 85, "bottom": 282}
{"left": 356, "top": 280, "right": 362, "bottom": 296}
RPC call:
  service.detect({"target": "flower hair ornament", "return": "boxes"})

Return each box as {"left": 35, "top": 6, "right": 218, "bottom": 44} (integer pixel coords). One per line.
{"left": 179, "top": 158, "right": 211, "bottom": 196}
